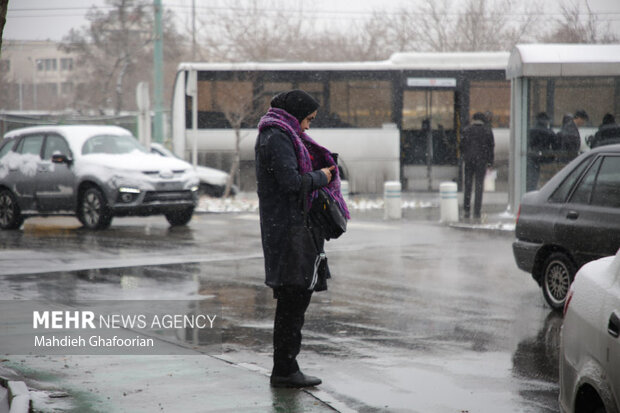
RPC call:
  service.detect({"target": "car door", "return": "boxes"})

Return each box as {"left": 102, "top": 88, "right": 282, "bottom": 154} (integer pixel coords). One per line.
{"left": 11, "top": 134, "right": 45, "bottom": 211}
{"left": 555, "top": 155, "right": 620, "bottom": 266}
{"left": 35, "top": 134, "right": 76, "bottom": 212}
{"left": 603, "top": 267, "right": 620, "bottom": 407}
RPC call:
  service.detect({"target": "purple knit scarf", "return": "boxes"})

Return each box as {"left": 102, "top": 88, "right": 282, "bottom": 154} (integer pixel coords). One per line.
{"left": 258, "top": 108, "right": 350, "bottom": 219}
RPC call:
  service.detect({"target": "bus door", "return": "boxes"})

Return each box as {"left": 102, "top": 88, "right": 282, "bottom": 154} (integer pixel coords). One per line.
{"left": 401, "top": 84, "right": 457, "bottom": 168}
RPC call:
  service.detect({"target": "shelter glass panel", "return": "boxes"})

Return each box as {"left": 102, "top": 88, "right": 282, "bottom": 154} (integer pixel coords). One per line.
{"left": 469, "top": 80, "right": 510, "bottom": 128}
{"left": 526, "top": 76, "right": 620, "bottom": 190}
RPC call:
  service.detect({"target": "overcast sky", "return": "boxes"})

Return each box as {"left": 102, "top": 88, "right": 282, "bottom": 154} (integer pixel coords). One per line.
{"left": 5, "top": 0, "right": 620, "bottom": 42}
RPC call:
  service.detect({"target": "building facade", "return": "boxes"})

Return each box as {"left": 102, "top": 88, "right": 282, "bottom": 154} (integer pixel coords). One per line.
{"left": 0, "top": 40, "right": 77, "bottom": 111}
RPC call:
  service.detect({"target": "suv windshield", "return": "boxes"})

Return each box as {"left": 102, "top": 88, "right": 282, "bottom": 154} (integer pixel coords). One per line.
{"left": 82, "top": 135, "right": 148, "bottom": 155}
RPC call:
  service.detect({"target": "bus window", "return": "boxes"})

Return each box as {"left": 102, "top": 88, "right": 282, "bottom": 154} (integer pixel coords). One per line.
{"left": 189, "top": 79, "right": 255, "bottom": 128}
{"left": 328, "top": 80, "right": 392, "bottom": 128}
{"left": 258, "top": 81, "right": 294, "bottom": 113}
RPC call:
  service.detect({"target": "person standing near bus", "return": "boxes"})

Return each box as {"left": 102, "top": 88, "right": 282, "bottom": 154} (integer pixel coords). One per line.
{"left": 460, "top": 112, "right": 495, "bottom": 220}
{"left": 527, "top": 112, "right": 556, "bottom": 191}
{"left": 255, "top": 89, "right": 348, "bottom": 388}
{"left": 557, "top": 110, "right": 589, "bottom": 161}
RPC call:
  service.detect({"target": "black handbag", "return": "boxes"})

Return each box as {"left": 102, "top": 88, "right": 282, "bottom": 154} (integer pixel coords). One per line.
{"left": 309, "top": 188, "right": 347, "bottom": 240}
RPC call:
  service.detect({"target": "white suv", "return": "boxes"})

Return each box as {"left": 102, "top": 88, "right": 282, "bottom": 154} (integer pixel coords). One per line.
{"left": 0, "top": 125, "right": 200, "bottom": 230}
{"left": 560, "top": 249, "right": 620, "bottom": 413}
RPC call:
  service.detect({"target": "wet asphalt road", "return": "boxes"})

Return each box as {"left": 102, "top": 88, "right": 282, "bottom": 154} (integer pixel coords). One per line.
{"left": 0, "top": 208, "right": 561, "bottom": 412}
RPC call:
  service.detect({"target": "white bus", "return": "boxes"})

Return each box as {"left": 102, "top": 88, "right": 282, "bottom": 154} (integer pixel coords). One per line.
{"left": 170, "top": 52, "right": 511, "bottom": 193}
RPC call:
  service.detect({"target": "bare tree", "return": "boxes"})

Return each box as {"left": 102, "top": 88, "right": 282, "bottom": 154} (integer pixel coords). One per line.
{"left": 0, "top": 0, "right": 7, "bottom": 52}
{"left": 308, "top": 12, "right": 397, "bottom": 61}
{"left": 378, "top": 0, "right": 539, "bottom": 53}
{"left": 411, "top": 0, "right": 454, "bottom": 52}
{"left": 212, "top": 75, "right": 263, "bottom": 197}
{"left": 543, "top": 0, "right": 619, "bottom": 43}
{"left": 196, "top": 0, "right": 312, "bottom": 62}
{"left": 61, "top": 0, "right": 187, "bottom": 114}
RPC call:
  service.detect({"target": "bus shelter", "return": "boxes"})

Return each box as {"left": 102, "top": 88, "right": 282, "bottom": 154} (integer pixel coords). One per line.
{"left": 506, "top": 44, "right": 620, "bottom": 213}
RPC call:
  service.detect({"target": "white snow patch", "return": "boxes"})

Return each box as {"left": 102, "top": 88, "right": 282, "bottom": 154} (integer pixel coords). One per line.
{"left": 196, "top": 195, "right": 437, "bottom": 213}
{"left": 0, "top": 152, "right": 40, "bottom": 178}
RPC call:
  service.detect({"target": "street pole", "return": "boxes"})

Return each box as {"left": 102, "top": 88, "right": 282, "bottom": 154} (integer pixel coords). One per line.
{"left": 192, "top": 0, "right": 196, "bottom": 61}
{"left": 153, "top": 0, "right": 164, "bottom": 143}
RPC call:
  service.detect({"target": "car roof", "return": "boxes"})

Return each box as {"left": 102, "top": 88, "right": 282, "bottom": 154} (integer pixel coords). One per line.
{"left": 3, "top": 125, "right": 134, "bottom": 154}
{"left": 535, "top": 143, "right": 620, "bottom": 197}
{"left": 587, "top": 143, "right": 620, "bottom": 154}
{"left": 3, "top": 125, "right": 132, "bottom": 142}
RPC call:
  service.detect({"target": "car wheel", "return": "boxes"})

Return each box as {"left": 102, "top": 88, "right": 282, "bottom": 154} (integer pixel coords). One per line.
{"left": 541, "top": 252, "right": 576, "bottom": 311}
{"left": 79, "top": 187, "right": 112, "bottom": 230}
{"left": 165, "top": 207, "right": 194, "bottom": 226}
{"left": 0, "top": 189, "right": 24, "bottom": 230}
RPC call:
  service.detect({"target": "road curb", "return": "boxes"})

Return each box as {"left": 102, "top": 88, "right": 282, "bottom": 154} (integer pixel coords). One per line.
{"left": 0, "top": 377, "right": 31, "bottom": 413}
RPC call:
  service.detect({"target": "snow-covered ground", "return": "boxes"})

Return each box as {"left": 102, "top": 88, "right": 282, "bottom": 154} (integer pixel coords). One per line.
{"left": 196, "top": 192, "right": 516, "bottom": 232}
{"left": 196, "top": 193, "right": 436, "bottom": 214}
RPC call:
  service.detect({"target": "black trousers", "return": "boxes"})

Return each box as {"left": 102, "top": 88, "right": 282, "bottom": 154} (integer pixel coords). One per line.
{"left": 463, "top": 161, "right": 487, "bottom": 218}
{"left": 272, "top": 286, "right": 313, "bottom": 377}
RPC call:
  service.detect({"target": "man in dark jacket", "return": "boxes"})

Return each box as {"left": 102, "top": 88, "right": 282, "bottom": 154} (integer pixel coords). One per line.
{"left": 527, "top": 112, "right": 556, "bottom": 191}
{"left": 255, "top": 90, "right": 344, "bottom": 388}
{"left": 460, "top": 112, "right": 495, "bottom": 220}
{"left": 590, "top": 113, "right": 620, "bottom": 148}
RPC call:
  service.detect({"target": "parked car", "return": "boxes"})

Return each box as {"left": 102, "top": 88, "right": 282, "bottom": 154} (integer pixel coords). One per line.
{"left": 0, "top": 125, "right": 200, "bottom": 230}
{"left": 513, "top": 144, "right": 620, "bottom": 310}
{"left": 150, "top": 143, "right": 236, "bottom": 197}
{"left": 560, "top": 251, "right": 620, "bottom": 413}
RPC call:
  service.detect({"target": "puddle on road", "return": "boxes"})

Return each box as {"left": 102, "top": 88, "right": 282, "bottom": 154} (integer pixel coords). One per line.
{"left": 0, "top": 256, "right": 561, "bottom": 412}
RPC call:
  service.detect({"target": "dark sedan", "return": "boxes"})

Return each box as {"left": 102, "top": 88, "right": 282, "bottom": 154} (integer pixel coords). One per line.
{"left": 513, "top": 144, "right": 620, "bottom": 310}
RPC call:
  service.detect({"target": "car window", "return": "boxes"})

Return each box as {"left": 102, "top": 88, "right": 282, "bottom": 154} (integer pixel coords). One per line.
{"left": 43, "top": 134, "right": 72, "bottom": 160}
{"left": 569, "top": 157, "right": 602, "bottom": 205}
{"left": 590, "top": 156, "right": 620, "bottom": 207}
{"left": 0, "top": 139, "right": 15, "bottom": 159}
{"left": 15, "top": 134, "right": 44, "bottom": 157}
{"left": 82, "top": 134, "right": 148, "bottom": 155}
{"left": 549, "top": 158, "right": 592, "bottom": 203}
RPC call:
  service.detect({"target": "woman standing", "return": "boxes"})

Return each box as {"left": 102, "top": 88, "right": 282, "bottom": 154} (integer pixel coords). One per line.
{"left": 255, "top": 89, "right": 349, "bottom": 388}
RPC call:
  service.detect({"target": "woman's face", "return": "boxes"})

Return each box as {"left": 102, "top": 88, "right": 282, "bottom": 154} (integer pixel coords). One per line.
{"left": 300, "top": 110, "right": 317, "bottom": 132}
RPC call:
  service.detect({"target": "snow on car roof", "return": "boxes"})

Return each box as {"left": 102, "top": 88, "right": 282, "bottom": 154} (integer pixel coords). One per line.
{"left": 3, "top": 125, "right": 135, "bottom": 154}
{"left": 3, "top": 124, "right": 132, "bottom": 142}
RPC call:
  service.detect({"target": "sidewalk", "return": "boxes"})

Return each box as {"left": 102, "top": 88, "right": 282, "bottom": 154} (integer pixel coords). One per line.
{"left": 1, "top": 351, "right": 342, "bottom": 412}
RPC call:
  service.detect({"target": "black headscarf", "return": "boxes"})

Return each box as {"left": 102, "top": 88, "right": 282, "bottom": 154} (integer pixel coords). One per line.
{"left": 270, "top": 90, "right": 320, "bottom": 123}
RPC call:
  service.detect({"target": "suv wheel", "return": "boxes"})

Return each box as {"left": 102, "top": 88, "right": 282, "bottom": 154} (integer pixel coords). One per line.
{"left": 0, "top": 189, "right": 24, "bottom": 230}
{"left": 79, "top": 187, "right": 113, "bottom": 230}
{"left": 165, "top": 207, "right": 194, "bottom": 226}
{"left": 541, "top": 252, "right": 576, "bottom": 311}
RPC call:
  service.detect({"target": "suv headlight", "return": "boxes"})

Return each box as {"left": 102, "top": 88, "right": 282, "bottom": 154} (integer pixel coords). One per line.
{"left": 118, "top": 187, "right": 141, "bottom": 203}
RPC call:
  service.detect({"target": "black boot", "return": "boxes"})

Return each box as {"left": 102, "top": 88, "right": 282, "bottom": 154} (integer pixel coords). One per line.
{"left": 270, "top": 370, "right": 322, "bottom": 388}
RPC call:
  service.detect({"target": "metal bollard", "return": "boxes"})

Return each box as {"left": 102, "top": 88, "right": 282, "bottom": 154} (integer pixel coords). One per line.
{"left": 439, "top": 181, "right": 458, "bottom": 223}
{"left": 341, "top": 180, "right": 350, "bottom": 199}
{"left": 384, "top": 181, "right": 402, "bottom": 219}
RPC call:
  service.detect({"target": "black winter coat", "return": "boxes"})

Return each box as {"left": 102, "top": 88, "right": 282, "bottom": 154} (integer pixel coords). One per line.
{"left": 528, "top": 123, "right": 557, "bottom": 163}
{"left": 460, "top": 121, "right": 495, "bottom": 166}
{"left": 255, "top": 126, "right": 330, "bottom": 291}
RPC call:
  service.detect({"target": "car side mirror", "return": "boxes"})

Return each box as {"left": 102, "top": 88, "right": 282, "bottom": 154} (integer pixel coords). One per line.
{"left": 51, "top": 153, "right": 73, "bottom": 165}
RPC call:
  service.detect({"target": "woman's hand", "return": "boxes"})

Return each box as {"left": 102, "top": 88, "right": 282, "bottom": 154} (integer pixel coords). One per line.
{"left": 321, "top": 165, "right": 336, "bottom": 183}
